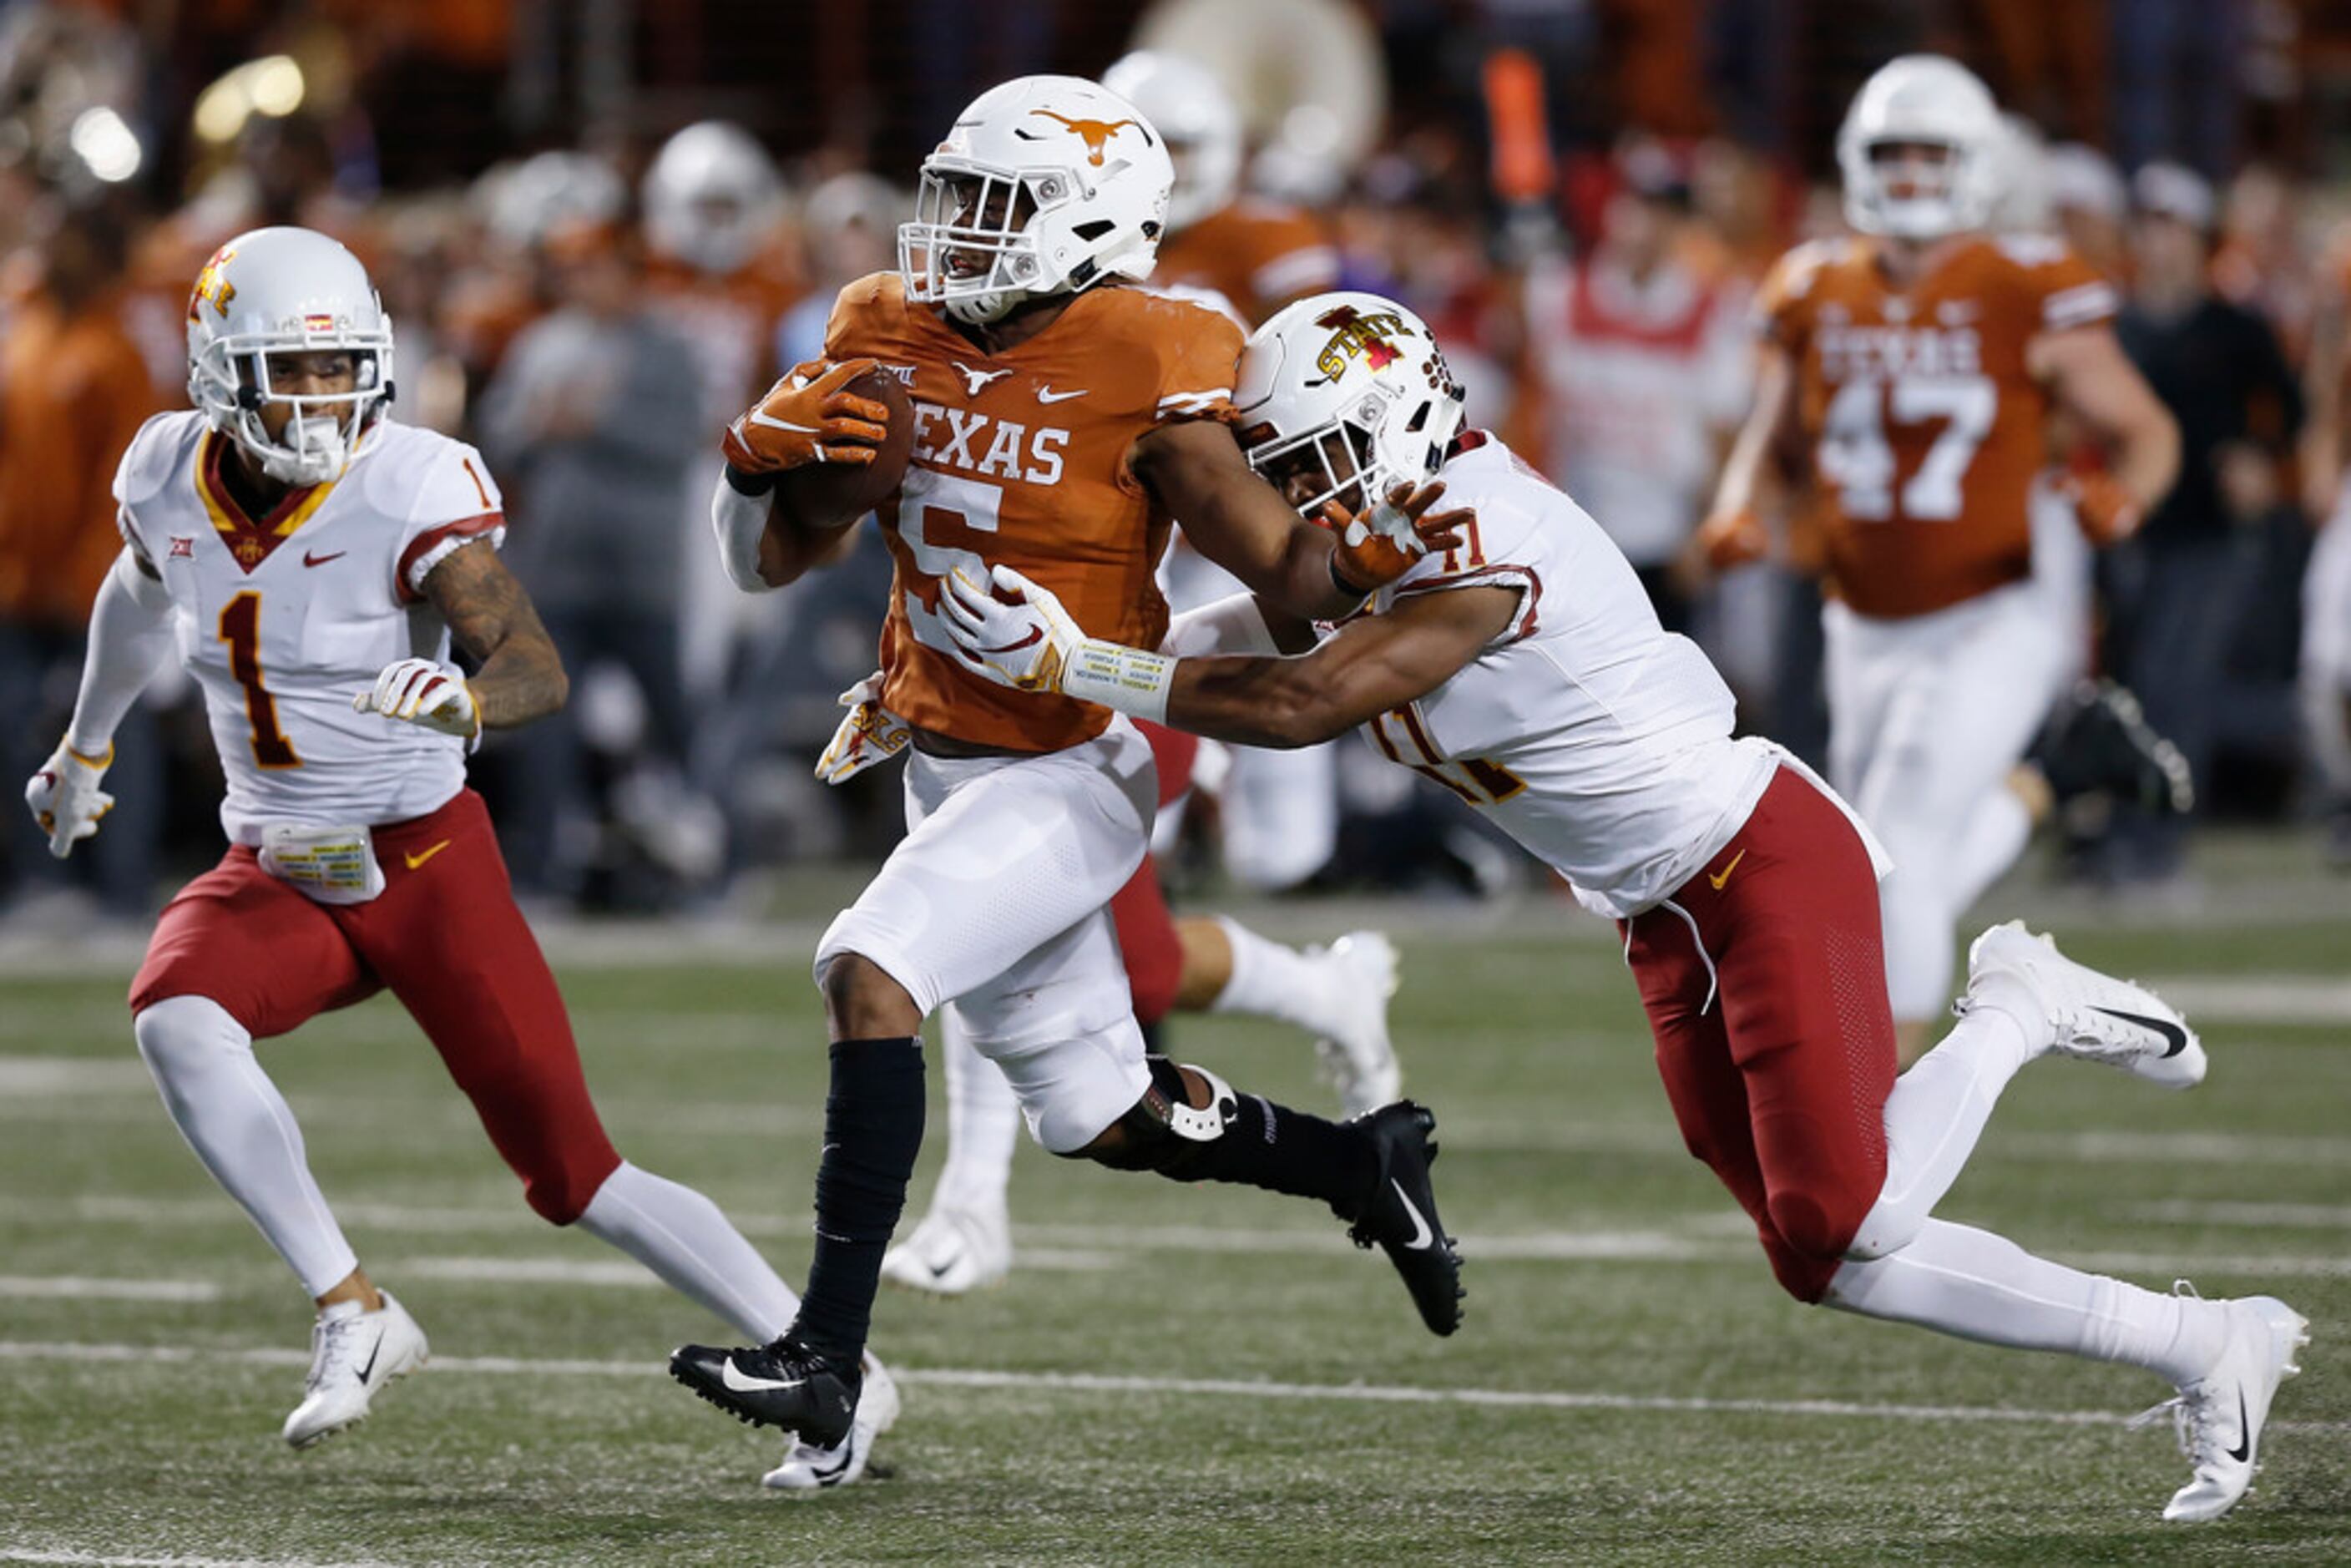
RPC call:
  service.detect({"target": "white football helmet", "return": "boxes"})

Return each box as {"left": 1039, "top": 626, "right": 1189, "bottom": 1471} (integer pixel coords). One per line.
{"left": 899, "top": 74, "right": 1172, "bottom": 326}
{"left": 1836, "top": 54, "right": 2005, "bottom": 240}
{"left": 1101, "top": 51, "right": 1241, "bottom": 234}
{"left": 1234, "top": 290, "right": 1465, "bottom": 518}
{"left": 643, "top": 121, "right": 783, "bottom": 276}
{"left": 185, "top": 226, "right": 393, "bottom": 488}
{"left": 487, "top": 149, "right": 626, "bottom": 247}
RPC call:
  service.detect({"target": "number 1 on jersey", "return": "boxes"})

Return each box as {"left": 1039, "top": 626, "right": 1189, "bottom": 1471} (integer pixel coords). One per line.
{"left": 218, "top": 591, "right": 301, "bottom": 768}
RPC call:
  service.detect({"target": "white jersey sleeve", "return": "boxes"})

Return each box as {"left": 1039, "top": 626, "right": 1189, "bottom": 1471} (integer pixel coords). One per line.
{"left": 1347, "top": 433, "right": 1781, "bottom": 917}
{"left": 377, "top": 435, "right": 507, "bottom": 603}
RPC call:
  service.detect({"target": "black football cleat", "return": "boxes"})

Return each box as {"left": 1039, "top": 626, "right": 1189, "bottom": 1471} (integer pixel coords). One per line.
{"left": 1346, "top": 1100, "right": 1464, "bottom": 1336}
{"left": 669, "top": 1336, "right": 861, "bottom": 1448}
{"left": 2043, "top": 679, "right": 2194, "bottom": 817}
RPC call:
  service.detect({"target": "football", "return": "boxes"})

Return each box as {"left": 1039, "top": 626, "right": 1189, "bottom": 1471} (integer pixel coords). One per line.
{"left": 771, "top": 366, "right": 917, "bottom": 534}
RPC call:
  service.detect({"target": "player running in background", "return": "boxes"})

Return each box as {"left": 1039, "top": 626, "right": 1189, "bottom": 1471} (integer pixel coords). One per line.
{"left": 670, "top": 75, "right": 1466, "bottom": 1454}
{"left": 940, "top": 289, "right": 2308, "bottom": 1525}
{"left": 1700, "top": 57, "right": 2181, "bottom": 1061}
{"left": 24, "top": 227, "right": 892, "bottom": 1491}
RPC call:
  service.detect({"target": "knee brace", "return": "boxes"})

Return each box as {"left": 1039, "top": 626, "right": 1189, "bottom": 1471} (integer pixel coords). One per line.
{"left": 1080, "top": 1055, "right": 1238, "bottom": 1174}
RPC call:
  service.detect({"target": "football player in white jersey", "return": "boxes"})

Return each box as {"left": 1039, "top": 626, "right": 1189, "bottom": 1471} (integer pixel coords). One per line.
{"left": 938, "top": 290, "right": 2310, "bottom": 1525}
{"left": 23, "top": 227, "right": 896, "bottom": 1490}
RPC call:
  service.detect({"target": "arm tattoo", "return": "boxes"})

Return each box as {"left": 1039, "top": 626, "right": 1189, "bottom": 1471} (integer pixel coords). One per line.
{"left": 420, "top": 539, "right": 569, "bottom": 729}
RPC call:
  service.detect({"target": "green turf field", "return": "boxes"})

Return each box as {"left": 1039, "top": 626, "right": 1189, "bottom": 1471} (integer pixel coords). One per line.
{"left": 2, "top": 838, "right": 2346, "bottom": 1565}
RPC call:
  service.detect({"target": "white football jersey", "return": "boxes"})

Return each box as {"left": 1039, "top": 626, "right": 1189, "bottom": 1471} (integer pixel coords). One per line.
{"left": 1345, "top": 433, "right": 1782, "bottom": 918}
{"left": 113, "top": 412, "right": 506, "bottom": 843}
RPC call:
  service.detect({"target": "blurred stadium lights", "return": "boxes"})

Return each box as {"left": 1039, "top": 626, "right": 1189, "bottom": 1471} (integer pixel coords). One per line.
{"left": 191, "top": 55, "right": 306, "bottom": 144}
{"left": 66, "top": 105, "right": 141, "bottom": 183}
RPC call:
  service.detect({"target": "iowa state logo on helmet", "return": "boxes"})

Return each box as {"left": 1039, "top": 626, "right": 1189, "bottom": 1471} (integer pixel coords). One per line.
{"left": 189, "top": 246, "right": 238, "bottom": 323}
{"left": 1313, "top": 304, "right": 1409, "bottom": 381}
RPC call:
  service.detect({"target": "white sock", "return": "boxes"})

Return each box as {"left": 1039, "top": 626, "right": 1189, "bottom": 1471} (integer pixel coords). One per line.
{"left": 1209, "top": 916, "right": 1342, "bottom": 1036}
{"left": 574, "top": 1161, "right": 800, "bottom": 1341}
{"left": 1851, "top": 1006, "right": 2037, "bottom": 1254}
{"left": 1949, "top": 787, "right": 2035, "bottom": 917}
{"left": 1827, "top": 1219, "right": 2231, "bottom": 1387}
{"left": 133, "top": 995, "right": 358, "bottom": 1299}
{"left": 932, "top": 1008, "right": 1019, "bottom": 1216}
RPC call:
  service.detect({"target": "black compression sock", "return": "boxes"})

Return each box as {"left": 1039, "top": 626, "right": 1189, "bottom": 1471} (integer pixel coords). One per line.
{"left": 1166, "top": 1090, "right": 1378, "bottom": 1216}
{"left": 791, "top": 1035, "right": 925, "bottom": 1358}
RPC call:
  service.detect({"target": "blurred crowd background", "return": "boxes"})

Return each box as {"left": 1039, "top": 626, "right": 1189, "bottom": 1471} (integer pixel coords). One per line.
{"left": 3, "top": 0, "right": 2349, "bottom": 928}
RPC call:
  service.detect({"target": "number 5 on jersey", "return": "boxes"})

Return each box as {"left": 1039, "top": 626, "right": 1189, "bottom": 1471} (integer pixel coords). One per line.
{"left": 219, "top": 590, "right": 301, "bottom": 768}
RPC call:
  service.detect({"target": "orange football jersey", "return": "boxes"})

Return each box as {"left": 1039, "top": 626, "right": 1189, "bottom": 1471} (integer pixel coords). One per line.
{"left": 826, "top": 273, "right": 1245, "bottom": 751}
{"left": 1760, "top": 234, "right": 2117, "bottom": 619}
{"left": 1152, "top": 200, "right": 1340, "bottom": 326}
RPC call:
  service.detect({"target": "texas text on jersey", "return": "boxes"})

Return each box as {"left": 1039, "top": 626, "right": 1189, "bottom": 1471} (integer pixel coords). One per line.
{"left": 1759, "top": 232, "right": 2116, "bottom": 619}
{"left": 825, "top": 271, "right": 1244, "bottom": 751}
{"left": 112, "top": 410, "right": 504, "bottom": 840}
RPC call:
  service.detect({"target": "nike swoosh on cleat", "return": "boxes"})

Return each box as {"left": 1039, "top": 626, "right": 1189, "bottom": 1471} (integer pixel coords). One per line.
{"left": 720, "top": 1360, "right": 806, "bottom": 1394}
{"left": 926, "top": 1254, "right": 961, "bottom": 1281}
{"left": 356, "top": 1339, "right": 381, "bottom": 1384}
{"left": 2227, "top": 1390, "right": 2253, "bottom": 1463}
{"left": 2090, "top": 1005, "right": 2189, "bottom": 1057}
{"left": 1390, "top": 1179, "right": 1435, "bottom": 1251}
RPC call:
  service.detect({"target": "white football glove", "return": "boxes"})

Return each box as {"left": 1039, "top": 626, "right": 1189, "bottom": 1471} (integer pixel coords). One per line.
{"left": 939, "top": 566, "right": 1085, "bottom": 694}
{"left": 24, "top": 740, "right": 114, "bottom": 858}
{"left": 354, "top": 659, "right": 479, "bottom": 738}
{"left": 938, "top": 565, "right": 1174, "bottom": 721}
{"left": 814, "top": 674, "right": 911, "bottom": 785}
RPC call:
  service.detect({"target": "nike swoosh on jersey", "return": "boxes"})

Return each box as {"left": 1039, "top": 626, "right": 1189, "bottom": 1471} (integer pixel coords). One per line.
{"left": 303, "top": 550, "right": 346, "bottom": 568}
{"left": 1708, "top": 848, "right": 1747, "bottom": 890}
{"left": 404, "top": 840, "right": 452, "bottom": 871}
{"left": 1391, "top": 1179, "right": 1435, "bottom": 1251}
{"left": 748, "top": 412, "right": 819, "bottom": 433}
{"left": 2089, "top": 1005, "right": 2190, "bottom": 1057}
{"left": 720, "top": 1359, "right": 807, "bottom": 1394}
{"left": 1036, "top": 386, "right": 1085, "bottom": 403}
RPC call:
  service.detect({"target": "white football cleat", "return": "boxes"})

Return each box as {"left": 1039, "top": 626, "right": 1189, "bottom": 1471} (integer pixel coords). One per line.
{"left": 763, "top": 1352, "right": 902, "bottom": 1494}
{"left": 1957, "top": 921, "right": 2206, "bottom": 1088}
{"left": 281, "top": 1290, "right": 429, "bottom": 1449}
{"left": 1312, "top": 930, "right": 1403, "bottom": 1117}
{"left": 2135, "top": 1292, "right": 2309, "bottom": 1523}
{"left": 878, "top": 1205, "right": 1010, "bottom": 1297}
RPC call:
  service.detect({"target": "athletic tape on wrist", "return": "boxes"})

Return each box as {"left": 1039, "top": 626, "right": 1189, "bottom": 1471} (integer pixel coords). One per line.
{"left": 1061, "top": 639, "right": 1175, "bottom": 723}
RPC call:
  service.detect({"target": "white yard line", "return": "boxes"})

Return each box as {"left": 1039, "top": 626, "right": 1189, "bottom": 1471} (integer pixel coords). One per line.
{"left": 0, "top": 1338, "right": 2341, "bottom": 1435}
{"left": 2127, "top": 1200, "right": 2351, "bottom": 1229}
{"left": 2153, "top": 976, "right": 2351, "bottom": 1026}
{"left": 1, "top": 1552, "right": 393, "bottom": 1568}
{"left": 0, "top": 1277, "right": 218, "bottom": 1302}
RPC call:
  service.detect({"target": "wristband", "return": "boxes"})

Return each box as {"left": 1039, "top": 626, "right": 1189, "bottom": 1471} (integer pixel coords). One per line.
{"left": 1329, "top": 554, "right": 1375, "bottom": 601}
{"left": 1061, "top": 639, "right": 1175, "bottom": 724}
{"left": 724, "top": 461, "right": 779, "bottom": 498}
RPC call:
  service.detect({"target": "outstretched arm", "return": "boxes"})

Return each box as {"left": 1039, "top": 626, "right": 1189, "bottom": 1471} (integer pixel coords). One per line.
{"left": 1158, "top": 584, "right": 1519, "bottom": 748}
{"left": 421, "top": 539, "right": 569, "bottom": 729}
{"left": 941, "top": 564, "right": 1515, "bottom": 748}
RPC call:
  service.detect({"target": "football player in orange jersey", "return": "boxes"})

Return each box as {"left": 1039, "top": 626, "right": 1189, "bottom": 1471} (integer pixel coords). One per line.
{"left": 670, "top": 75, "right": 1470, "bottom": 1449}
{"left": 1701, "top": 56, "right": 2179, "bottom": 1060}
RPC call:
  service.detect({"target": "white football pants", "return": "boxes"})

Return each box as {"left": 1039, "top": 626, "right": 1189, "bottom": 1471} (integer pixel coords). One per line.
{"left": 1826, "top": 579, "right": 2067, "bottom": 1023}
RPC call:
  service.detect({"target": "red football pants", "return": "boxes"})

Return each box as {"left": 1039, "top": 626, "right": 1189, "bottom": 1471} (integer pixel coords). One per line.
{"left": 1621, "top": 767, "right": 1898, "bottom": 1302}
{"left": 1108, "top": 720, "right": 1201, "bottom": 1025}
{"left": 130, "top": 789, "right": 621, "bottom": 1224}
